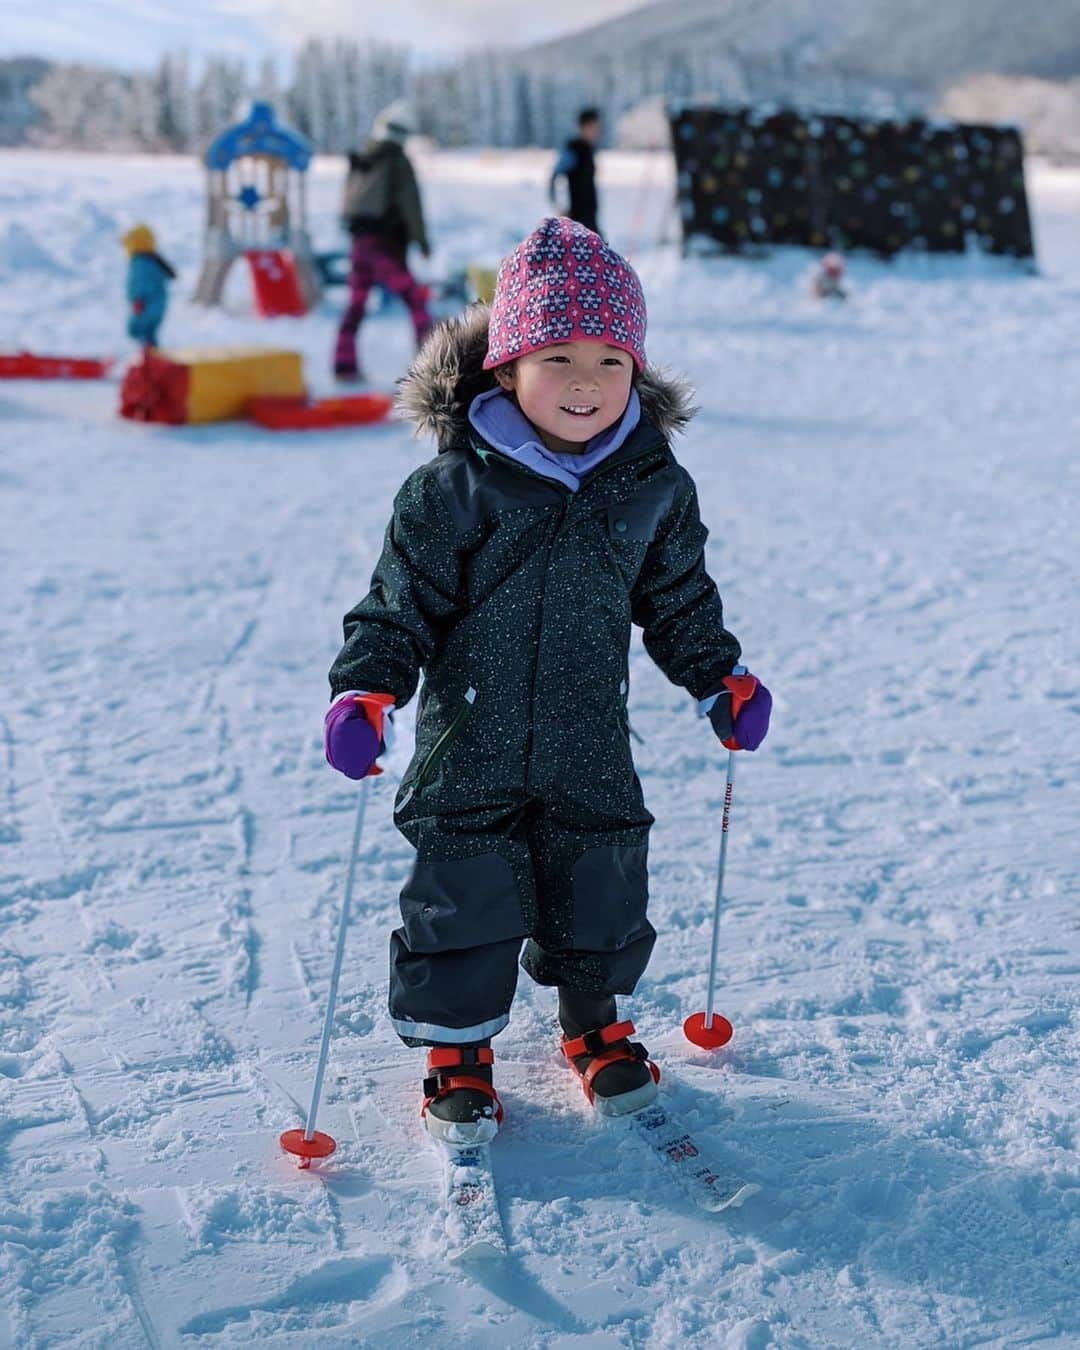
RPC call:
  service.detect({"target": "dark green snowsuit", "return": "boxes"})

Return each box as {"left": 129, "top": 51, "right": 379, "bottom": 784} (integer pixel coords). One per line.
{"left": 330, "top": 308, "right": 740, "bottom": 1044}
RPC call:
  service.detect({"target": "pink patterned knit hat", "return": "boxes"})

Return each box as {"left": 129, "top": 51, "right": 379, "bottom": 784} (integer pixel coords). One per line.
{"left": 483, "top": 217, "right": 647, "bottom": 372}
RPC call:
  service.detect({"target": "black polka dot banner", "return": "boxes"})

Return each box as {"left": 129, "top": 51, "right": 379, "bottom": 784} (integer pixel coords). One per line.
{"left": 670, "top": 106, "right": 1035, "bottom": 261}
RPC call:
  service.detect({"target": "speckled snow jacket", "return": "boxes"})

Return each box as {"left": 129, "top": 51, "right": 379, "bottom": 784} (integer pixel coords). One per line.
{"left": 329, "top": 306, "right": 741, "bottom": 824}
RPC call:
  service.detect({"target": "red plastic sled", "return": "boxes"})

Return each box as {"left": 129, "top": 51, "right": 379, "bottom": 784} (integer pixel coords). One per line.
{"left": 248, "top": 393, "right": 393, "bottom": 430}
{"left": 1, "top": 351, "right": 112, "bottom": 379}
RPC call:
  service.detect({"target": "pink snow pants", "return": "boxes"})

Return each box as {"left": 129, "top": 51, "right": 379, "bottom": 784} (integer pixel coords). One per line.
{"left": 334, "top": 235, "right": 432, "bottom": 375}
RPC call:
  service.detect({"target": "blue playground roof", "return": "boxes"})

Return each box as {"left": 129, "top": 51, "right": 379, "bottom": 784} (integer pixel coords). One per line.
{"left": 204, "top": 101, "right": 313, "bottom": 172}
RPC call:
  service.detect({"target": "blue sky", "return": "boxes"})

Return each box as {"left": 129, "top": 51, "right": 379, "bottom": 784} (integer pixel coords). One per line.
{"left": 1, "top": 0, "right": 645, "bottom": 67}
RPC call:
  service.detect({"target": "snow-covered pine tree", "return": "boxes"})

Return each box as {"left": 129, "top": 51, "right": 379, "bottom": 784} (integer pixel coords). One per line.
{"left": 194, "top": 57, "right": 248, "bottom": 149}
{"left": 30, "top": 64, "right": 130, "bottom": 150}
{"left": 440, "top": 64, "right": 470, "bottom": 148}
{"left": 511, "top": 68, "right": 534, "bottom": 147}
{"left": 126, "top": 70, "right": 162, "bottom": 150}
{"left": 479, "top": 50, "right": 509, "bottom": 148}
{"left": 0, "top": 58, "right": 49, "bottom": 147}
{"left": 155, "top": 53, "right": 194, "bottom": 152}
{"left": 254, "top": 56, "right": 281, "bottom": 117}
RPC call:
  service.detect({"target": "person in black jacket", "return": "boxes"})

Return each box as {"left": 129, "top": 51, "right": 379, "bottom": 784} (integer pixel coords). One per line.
{"left": 323, "top": 219, "right": 773, "bottom": 1143}
{"left": 550, "top": 106, "right": 602, "bottom": 234}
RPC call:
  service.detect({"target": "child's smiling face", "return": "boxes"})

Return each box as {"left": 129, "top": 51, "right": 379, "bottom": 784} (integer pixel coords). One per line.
{"left": 494, "top": 341, "right": 633, "bottom": 455}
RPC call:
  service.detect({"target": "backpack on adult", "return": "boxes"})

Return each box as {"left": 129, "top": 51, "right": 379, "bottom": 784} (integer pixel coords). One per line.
{"left": 341, "top": 140, "right": 429, "bottom": 258}
{"left": 342, "top": 146, "right": 393, "bottom": 225}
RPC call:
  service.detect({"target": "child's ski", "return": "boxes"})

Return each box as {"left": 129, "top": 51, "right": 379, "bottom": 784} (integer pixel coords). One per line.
{"left": 434, "top": 1138, "right": 507, "bottom": 1261}
{"left": 625, "top": 1102, "right": 758, "bottom": 1213}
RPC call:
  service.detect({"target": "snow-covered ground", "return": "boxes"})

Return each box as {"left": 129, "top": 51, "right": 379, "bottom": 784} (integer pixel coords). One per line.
{"left": 1, "top": 147, "right": 1078, "bottom": 1348}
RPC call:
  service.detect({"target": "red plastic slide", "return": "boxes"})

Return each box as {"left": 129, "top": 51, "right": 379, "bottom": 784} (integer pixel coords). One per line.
{"left": 1, "top": 351, "right": 112, "bottom": 379}
{"left": 245, "top": 250, "right": 308, "bottom": 318}
{"left": 248, "top": 393, "right": 393, "bottom": 430}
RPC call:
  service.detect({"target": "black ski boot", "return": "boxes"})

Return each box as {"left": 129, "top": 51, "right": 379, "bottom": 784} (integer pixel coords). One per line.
{"left": 558, "top": 990, "right": 659, "bottom": 1117}
{"left": 421, "top": 1041, "right": 503, "bottom": 1144}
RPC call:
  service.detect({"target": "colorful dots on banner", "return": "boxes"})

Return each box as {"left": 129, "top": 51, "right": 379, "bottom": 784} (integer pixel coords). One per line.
{"left": 670, "top": 106, "right": 1035, "bottom": 260}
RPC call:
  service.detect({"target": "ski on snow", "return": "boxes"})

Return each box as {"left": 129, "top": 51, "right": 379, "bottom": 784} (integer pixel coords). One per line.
{"left": 432, "top": 1102, "right": 756, "bottom": 1260}
{"left": 434, "top": 1138, "right": 507, "bottom": 1262}
{"left": 622, "top": 1102, "right": 759, "bottom": 1213}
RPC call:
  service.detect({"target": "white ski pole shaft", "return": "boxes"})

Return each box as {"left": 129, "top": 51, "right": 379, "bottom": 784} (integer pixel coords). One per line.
{"left": 704, "top": 749, "right": 736, "bottom": 1028}
{"left": 304, "top": 780, "right": 369, "bottom": 1141}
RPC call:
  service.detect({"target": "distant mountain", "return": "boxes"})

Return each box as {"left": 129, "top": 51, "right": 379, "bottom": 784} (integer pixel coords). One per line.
{"left": 3, "top": 4, "right": 1077, "bottom": 156}
{"left": 523, "top": 0, "right": 1080, "bottom": 109}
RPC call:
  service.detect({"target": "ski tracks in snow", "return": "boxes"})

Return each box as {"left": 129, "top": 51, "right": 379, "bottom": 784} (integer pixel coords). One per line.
{"left": 1, "top": 150, "right": 1078, "bottom": 1346}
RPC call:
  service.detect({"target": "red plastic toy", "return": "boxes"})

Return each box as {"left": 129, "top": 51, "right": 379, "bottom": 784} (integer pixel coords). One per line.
{"left": 249, "top": 393, "right": 393, "bottom": 430}
{"left": 1, "top": 351, "right": 112, "bottom": 379}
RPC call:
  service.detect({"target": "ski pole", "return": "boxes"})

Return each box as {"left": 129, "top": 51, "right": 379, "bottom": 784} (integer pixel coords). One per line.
{"left": 280, "top": 779, "right": 370, "bottom": 1167}
{"left": 684, "top": 665, "right": 755, "bottom": 1050}
{"left": 683, "top": 750, "right": 736, "bottom": 1048}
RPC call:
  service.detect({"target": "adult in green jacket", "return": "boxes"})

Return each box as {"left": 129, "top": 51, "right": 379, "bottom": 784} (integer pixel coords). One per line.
{"left": 334, "top": 100, "right": 431, "bottom": 379}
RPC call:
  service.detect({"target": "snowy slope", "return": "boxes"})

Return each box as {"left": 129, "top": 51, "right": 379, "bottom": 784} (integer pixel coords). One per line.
{"left": 1, "top": 148, "right": 1078, "bottom": 1348}
{"left": 527, "top": 0, "right": 1080, "bottom": 95}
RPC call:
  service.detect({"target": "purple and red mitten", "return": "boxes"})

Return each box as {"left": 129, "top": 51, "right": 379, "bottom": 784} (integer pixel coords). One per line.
{"left": 705, "top": 673, "right": 772, "bottom": 751}
{"left": 324, "top": 692, "right": 395, "bottom": 779}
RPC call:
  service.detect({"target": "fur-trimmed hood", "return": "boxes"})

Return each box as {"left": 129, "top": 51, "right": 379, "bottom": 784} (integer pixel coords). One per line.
{"left": 396, "top": 304, "right": 697, "bottom": 451}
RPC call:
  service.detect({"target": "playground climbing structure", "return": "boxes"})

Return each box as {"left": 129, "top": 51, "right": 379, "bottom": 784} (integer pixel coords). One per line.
{"left": 192, "top": 102, "right": 323, "bottom": 316}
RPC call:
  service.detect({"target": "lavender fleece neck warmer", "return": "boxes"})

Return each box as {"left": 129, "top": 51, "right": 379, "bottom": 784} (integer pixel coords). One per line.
{"left": 467, "top": 387, "right": 641, "bottom": 491}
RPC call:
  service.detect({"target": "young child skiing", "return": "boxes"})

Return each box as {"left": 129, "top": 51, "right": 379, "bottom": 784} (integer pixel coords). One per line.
{"left": 812, "top": 252, "right": 847, "bottom": 300}
{"left": 121, "top": 224, "right": 175, "bottom": 349}
{"left": 324, "top": 217, "right": 772, "bottom": 1145}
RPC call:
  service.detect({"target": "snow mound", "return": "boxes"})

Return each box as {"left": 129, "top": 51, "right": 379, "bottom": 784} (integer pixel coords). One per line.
{"left": 182, "top": 1185, "right": 325, "bottom": 1250}
{"left": 72, "top": 200, "right": 120, "bottom": 262}
{"left": 0, "top": 1186, "right": 138, "bottom": 1346}
{"left": 0, "top": 221, "right": 69, "bottom": 276}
